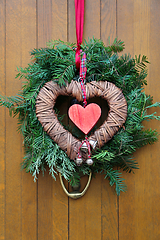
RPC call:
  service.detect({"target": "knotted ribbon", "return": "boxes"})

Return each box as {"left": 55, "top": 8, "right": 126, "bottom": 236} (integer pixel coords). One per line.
{"left": 75, "top": 0, "right": 84, "bottom": 69}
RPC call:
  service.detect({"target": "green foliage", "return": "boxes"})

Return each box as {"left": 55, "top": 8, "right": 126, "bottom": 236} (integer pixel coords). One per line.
{"left": 104, "top": 168, "right": 127, "bottom": 195}
{"left": 0, "top": 38, "right": 160, "bottom": 195}
{"left": 106, "top": 37, "right": 125, "bottom": 53}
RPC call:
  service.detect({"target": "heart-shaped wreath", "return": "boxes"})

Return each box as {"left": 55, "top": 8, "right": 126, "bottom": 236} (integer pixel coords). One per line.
{"left": 1, "top": 38, "right": 160, "bottom": 195}
{"left": 36, "top": 80, "right": 127, "bottom": 162}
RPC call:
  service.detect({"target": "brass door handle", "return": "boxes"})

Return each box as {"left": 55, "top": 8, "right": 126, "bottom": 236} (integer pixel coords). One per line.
{"left": 59, "top": 172, "right": 92, "bottom": 199}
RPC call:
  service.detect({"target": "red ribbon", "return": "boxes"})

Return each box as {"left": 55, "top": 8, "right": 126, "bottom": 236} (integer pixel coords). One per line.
{"left": 75, "top": 0, "right": 87, "bottom": 108}
{"left": 75, "top": 0, "right": 84, "bottom": 69}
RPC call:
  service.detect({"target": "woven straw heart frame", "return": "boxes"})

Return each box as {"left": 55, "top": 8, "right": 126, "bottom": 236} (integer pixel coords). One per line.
{"left": 36, "top": 80, "right": 127, "bottom": 161}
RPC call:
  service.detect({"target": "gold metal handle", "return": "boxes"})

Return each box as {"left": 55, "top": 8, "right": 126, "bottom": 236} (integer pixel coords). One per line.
{"left": 59, "top": 172, "right": 92, "bottom": 199}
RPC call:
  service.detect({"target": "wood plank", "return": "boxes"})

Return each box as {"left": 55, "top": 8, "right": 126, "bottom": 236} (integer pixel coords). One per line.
{"left": 133, "top": 0, "right": 150, "bottom": 58}
{"left": 37, "top": 0, "right": 52, "bottom": 47}
{"left": 84, "top": 0, "right": 100, "bottom": 40}
{"left": 68, "top": 0, "right": 76, "bottom": 44}
{"left": 117, "top": 1, "right": 140, "bottom": 239}
{"left": 38, "top": 171, "right": 53, "bottom": 240}
{"left": 133, "top": 1, "right": 151, "bottom": 236}
{"left": 37, "top": 1, "right": 68, "bottom": 239}
{"left": 0, "top": 0, "right": 6, "bottom": 239}
{"left": 5, "top": 1, "right": 23, "bottom": 239}
{"left": 37, "top": 1, "right": 55, "bottom": 237}
{"left": 101, "top": 2, "right": 118, "bottom": 239}
{"left": 149, "top": 1, "right": 160, "bottom": 98}
{"left": 101, "top": 180, "right": 118, "bottom": 240}
{"left": 118, "top": 1, "right": 160, "bottom": 239}
{"left": 52, "top": 0, "right": 68, "bottom": 42}
{"left": 69, "top": 174, "right": 102, "bottom": 240}
{"left": 102, "top": 15, "right": 119, "bottom": 240}
{"left": 101, "top": 0, "right": 117, "bottom": 46}
{"left": 68, "top": 1, "right": 102, "bottom": 239}
{"left": 117, "top": 1, "right": 135, "bottom": 239}
{"left": 21, "top": 1, "right": 37, "bottom": 239}
{"left": 117, "top": 0, "right": 134, "bottom": 54}
{"left": 51, "top": 176, "right": 69, "bottom": 240}
{"left": 133, "top": 0, "right": 160, "bottom": 239}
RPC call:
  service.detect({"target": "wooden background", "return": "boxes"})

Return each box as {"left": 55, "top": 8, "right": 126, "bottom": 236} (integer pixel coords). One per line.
{"left": 0, "top": 0, "right": 160, "bottom": 239}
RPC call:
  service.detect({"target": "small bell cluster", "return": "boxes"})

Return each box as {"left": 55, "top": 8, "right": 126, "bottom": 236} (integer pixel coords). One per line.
{"left": 74, "top": 138, "right": 97, "bottom": 166}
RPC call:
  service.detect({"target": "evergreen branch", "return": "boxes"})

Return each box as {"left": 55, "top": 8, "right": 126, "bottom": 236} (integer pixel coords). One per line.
{"left": 104, "top": 168, "right": 127, "bottom": 195}
{"left": 121, "top": 55, "right": 149, "bottom": 84}
{"left": 145, "top": 102, "right": 160, "bottom": 109}
{"left": 47, "top": 39, "right": 76, "bottom": 50}
{"left": 117, "top": 57, "right": 133, "bottom": 72}
{"left": 107, "top": 38, "right": 125, "bottom": 53}
{"left": 28, "top": 80, "right": 45, "bottom": 100}
{"left": 108, "top": 58, "right": 120, "bottom": 76}
{"left": 120, "top": 157, "right": 139, "bottom": 173}
{"left": 0, "top": 94, "right": 24, "bottom": 112}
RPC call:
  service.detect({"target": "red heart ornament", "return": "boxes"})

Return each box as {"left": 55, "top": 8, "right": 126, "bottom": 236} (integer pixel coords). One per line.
{"left": 68, "top": 103, "right": 101, "bottom": 135}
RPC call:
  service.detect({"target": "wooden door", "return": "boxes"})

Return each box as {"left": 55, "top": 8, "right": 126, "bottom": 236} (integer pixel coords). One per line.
{"left": 0, "top": 1, "right": 160, "bottom": 239}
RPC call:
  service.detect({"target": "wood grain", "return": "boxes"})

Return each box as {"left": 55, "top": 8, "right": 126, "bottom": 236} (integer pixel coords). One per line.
{"left": 69, "top": 174, "right": 102, "bottom": 240}
{"left": 37, "top": 0, "right": 52, "bottom": 48}
{"left": 52, "top": 0, "right": 68, "bottom": 41}
{"left": 5, "top": 1, "right": 23, "bottom": 239}
{"left": 37, "top": 0, "right": 68, "bottom": 239}
{"left": 84, "top": 0, "right": 100, "bottom": 39}
{"left": 51, "top": 2, "right": 69, "bottom": 238}
{"left": 37, "top": 1, "right": 54, "bottom": 238}
{"left": 101, "top": 1, "right": 118, "bottom": 239}
{"left": 68, "top": 0, "right": 76, "bottom": 43}
{"left": 118, "top": 1, "right": 160, "bottom": 239}
{"left": 117, "top": 0, "right": 134, "bottom": 54}
{"left": 117, "top": 1, "right": 138, "bottom": 239}
{"left": 101, "top": 179, "right": 118, "bottom": 240}
{"left": 21, "top": 1, "right": 37, "bottom": 239}
{"left": 101, "top": 0, "right": 117, "bottom": 45}
{"left": 0, "top": 1, "right": 5, "bottom": 239}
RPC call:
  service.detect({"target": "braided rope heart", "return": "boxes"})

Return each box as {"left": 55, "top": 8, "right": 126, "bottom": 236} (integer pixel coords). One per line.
{"left": 36, "top": 80, "right": 127, "bottom": 161}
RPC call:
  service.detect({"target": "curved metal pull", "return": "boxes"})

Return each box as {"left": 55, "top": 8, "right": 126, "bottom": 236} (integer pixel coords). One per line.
{"left": 59, "top": 172, "right": 92, "bottom": 199}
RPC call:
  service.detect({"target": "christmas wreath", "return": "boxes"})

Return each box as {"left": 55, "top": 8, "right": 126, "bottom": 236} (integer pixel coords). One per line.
{"left": 1, "top": 38, "right": 160, "bottom": 195}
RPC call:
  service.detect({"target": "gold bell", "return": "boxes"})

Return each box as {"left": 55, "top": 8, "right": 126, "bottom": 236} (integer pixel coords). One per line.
{"left": 75, "top": 156, "right": 83, "bottom": 166}
{"left": 80, "top": 142, "right": 88, "bottom": 153}
{"left": 89, "top": 140, "right": 97, "bottom": 149}
{"left": 86, "top": 157, "right": 94, "bottom": 166}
